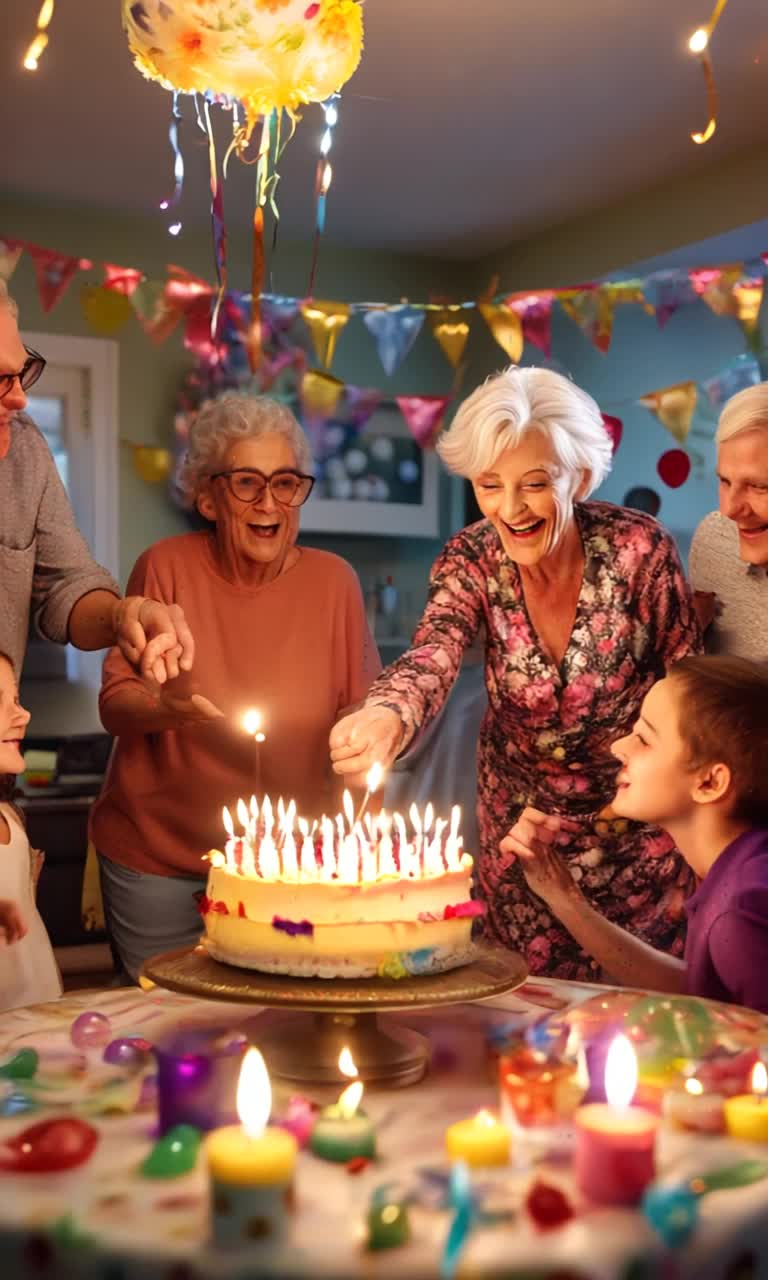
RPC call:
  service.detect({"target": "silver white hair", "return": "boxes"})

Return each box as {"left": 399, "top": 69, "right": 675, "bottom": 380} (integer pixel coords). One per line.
{"left": 177, "top": 394, "right": 312, "bottom": 503}
{"left": 716, "top": 381, "right": 768, "bottom": 446}
{"left": 0, "top": 279, "right": 19, "bottom": 318}
{"left": 437, "top": 366, "right": 612, "bottom": 495}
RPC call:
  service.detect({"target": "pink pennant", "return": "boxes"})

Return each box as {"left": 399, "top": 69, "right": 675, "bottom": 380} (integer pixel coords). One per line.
{"left": 505, "top": 292, "right": 554, "bottom": 357}
{"left": 396, "top": 395, "right": 450, "bottom": 449}
{"left": 103, "top": 263, "right": 144, "bottom": 297}
{"left": 28, "top": 244, "right": 89, "bottom": 313}
{"left": 601, "top": 413, "right": 623, "bottom": 454}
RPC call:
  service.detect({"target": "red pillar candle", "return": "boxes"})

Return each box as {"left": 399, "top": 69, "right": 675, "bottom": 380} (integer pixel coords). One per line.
{"left": 574, "top": 1034, "right": 658, "bottom": 1206}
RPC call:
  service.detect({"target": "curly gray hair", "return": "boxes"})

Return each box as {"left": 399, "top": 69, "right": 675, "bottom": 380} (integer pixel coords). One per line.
{"left": 177, "top": 394, "right": 312, "bottom": 503}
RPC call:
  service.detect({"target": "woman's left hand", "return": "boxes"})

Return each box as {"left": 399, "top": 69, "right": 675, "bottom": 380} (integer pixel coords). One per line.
{"left": 499, "top": 807, "right": 581, "bottom": 906}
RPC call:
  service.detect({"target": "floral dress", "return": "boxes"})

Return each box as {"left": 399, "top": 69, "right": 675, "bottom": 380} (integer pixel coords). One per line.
{"left": 368, "top": 501, "right": 702, "bottom": 980}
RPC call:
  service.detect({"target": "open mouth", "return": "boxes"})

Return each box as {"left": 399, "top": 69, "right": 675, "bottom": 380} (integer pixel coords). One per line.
{"left": 247, "top": 522, "right": 280, "bottom": 540}
{"left": 738, "top": 524, "right": 768, "bottom": 538}
{"left": 503, "top": 518, "right": 545, "bottom": 540}
{"left": 1, "top": 738, "right": 23, "bottom": 748}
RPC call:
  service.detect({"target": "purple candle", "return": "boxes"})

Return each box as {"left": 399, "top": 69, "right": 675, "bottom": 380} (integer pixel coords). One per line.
{"left": 154, "top": 1028, "right": 248, "bottom": 1136}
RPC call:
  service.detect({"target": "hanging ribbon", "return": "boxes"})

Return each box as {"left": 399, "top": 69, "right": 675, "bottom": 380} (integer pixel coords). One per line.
{"left": 300, "top": 299, "right": 351, "bottom": 368}
{"left": 688, "top": 0, "right": 731, "bottom": 145}
{"left": 159, "top": 91, "right": 185, "bottom": 228}
{"left": 639, "top": 382, "right": 698, "bottom": 444}
{"left": 505, "top": 293, "right": 554, "bottom": 357}
{"left": 362, "top": 305, "right": 425, "bottom": 377}
{"left": 22, "top": 0, "right": 55, "bottom": 71}
{"left": 430, "top": 307, "right": 470, "bottom": 368}
{"left": 202, "top": 99, "right": 228, "bottom": 346}
{"left": 477, "top": 302, "right": 523, "bottom": 362}
{"left": 396, "top": 395, "right": 451, "bottom": 449}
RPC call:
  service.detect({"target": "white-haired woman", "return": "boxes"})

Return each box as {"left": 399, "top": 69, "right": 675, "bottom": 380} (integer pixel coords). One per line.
{"left": 690, "top": 380, "right": 768, "bottom": 657}
{"left": 330, "top": 367, "right": 701, "bottom": 980}
{"left": 91, "top": 395, "right": 380, "bottom": 982}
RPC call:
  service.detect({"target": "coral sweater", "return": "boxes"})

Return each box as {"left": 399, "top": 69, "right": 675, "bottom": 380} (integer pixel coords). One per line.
{"left": 90, "top": 534, "right": 381, "bottom": 877}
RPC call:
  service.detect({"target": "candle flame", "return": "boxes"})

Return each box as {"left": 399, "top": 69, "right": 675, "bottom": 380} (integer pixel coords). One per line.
{"left": 338, "top": 1079, "right": 363, "bottom": 1118}
{"left": 604, "top": 1034, "right": 637, "bottom": 1109}
{"left": 475, "top": 1108, "right": 496, "bottom": 1127}
{"left": 342, "top": 789, "right": 355, "bottom": 830}
{"left": 338, "top": 1047, "right": 358, "bottom": 1078}
{"left": 684, "top": 1077, "right": 704, "bottom": 1096}
{"left": 236, "top": 797, "right": 249, "bottom": 830}
{"left": 751, "top": 1062, "right": 767, "bottom": 1096}
{"left": 243, "top": 708, "right": 263, "bottom": 736}
{"left": 236, "top": 1048, "right": 271, "bottom": 1138}
{"left": 222, "top": 806, "right": 234, "bottom": 838}
{"left": 366, "top": 762, "right": 384, "bottom": 794}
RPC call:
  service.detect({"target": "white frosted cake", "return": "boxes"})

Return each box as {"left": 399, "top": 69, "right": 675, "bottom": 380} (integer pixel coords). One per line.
{"left": 199, "top": 796, "right": 485, "bottom": 978}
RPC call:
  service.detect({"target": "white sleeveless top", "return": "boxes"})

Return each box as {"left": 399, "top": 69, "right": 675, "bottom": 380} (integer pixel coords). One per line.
{"left": 0, "top": 804, "right": 61, "bottom": 1011}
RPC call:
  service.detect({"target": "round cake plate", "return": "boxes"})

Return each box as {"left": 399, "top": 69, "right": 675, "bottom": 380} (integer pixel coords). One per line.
{"left": 142, "top": 942, "right": 528, "bottom": 1089}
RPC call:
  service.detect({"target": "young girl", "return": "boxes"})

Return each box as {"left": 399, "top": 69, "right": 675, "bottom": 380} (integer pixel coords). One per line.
{"left": 0, "top": 652, "right": 61, "bottom": 1010}
{"left": 501, "top": 655, "right": 768, "bottom": 1012}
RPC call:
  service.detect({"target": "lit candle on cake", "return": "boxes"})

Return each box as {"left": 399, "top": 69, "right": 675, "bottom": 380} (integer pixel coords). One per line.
{"left": 310, "top": 1049, "right": 376, "bottom": 1163}
{"left": 444, "top": 1107, "right": 510, "bottom": 1167}
{"left": 354, "top": 761, "right": 384, "bottom": 826}
{"left": 205, "top": 1048, "right": 297, "bottom": 1248}
{"left": 243, "top": 708, "right": 266, "bottom": 784}
{"left": 662, "top": 1074, "right": 725, "bottom": 1134}
{"left": 724, "top": 1062, "right": 768, "bottom": 1143}
{"left": 574, "top": 1034, "right": 658, "bottom": 1206}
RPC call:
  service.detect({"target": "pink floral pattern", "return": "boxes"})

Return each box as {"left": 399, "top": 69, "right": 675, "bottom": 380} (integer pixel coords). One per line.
{"left": 369, "top": 502, "right": 702, "bottom": 980}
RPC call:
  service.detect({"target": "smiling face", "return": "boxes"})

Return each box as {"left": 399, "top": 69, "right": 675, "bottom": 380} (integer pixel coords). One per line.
{"left": 471, "top": 429, "right": 587, "bottom": 564}
{"left": 717, "top": 429, "right": 768, "bottom": 566}
{"left": 610, "top": 678, "right": 700, "bottom": 826}
{"left": 0, "top": 657, "right": 30, "bottom": 775}
{"left": 0, "top": 308, "right": 28, "bottom": 460}
{"left": 196, "top": 433, "right": 302, "bottom": 583}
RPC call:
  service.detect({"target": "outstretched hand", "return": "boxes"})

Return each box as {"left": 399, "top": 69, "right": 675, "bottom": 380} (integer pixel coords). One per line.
{"left": 142, "top": 671, "right": 225, "bottom": 727}
{"left": 499, "top": 806, "right": 582, "bottom": 906}
{"left": 329, "top": 705, "right": 405, "bottom": 789}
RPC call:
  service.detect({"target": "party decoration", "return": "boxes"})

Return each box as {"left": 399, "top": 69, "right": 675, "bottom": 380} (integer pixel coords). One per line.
{"left": 141, "top": 1124, "right": 202, "bottom": 1179}
{"left": 646, "top": 269, "right": 697, "bottom": 329}
{"left": 363, "top": 305, "right": 425, "bottom": 377}
{"left": 70, "top": 1011, "right": 112, "bottom": 1052}
{"left": 300, "top": 300, "right": 351, "bottom": 369}
{"left": 702, "top": 354, "right": 761, "bottom": 410}
{"left": 623, "top": 486, "right": 661, "bottom": 517}
{"left": 0, "top": 238, "right": 23, "bottom": 282}
{"left": 367, "top": 1186, "right": 411, "bottom": 1251}
{"left": 478, "top": 302, "right": 523, "bottom": 363}
{"left": 80, "top": 286, "right": 133, "bottom": 336}
{"left": 687, "top": 0, "right": 732, "bottom": 144}
{"left": 559, "top": 287, "right": 614, "bottom": 354}
{"left": 0, "top": 1091, "right": 35, "bottom": 1117}
{"left": 0, "top": 1049, "right": 39, "bottom": 1080}
{"left": 132, "top": 447, "right": 173, "bottom": 485}
{"left": 342, "top": 385, "right": 382, "bottom": 431}
{"left": 102, "top": 1037, "right": 153, "bottom": 1070}
{"left": 300, "top": 369, "right": 345, "bottom": 420}
{"left": 657, "top": 449, "right": 691, "bottom": 489}
{"left": 22, "top": 0, "right": 55, "bottom": 72}
{"left": 441, "top": 1160, "right": 473, "bottom": 1280}
{"left": 396, "top": 395, "right": 451, "bottom": 449}
{"left": 642, "top": 1183, "right": 699, "bottom": 1248}
{"left": 102, "top": 263, "right": 144, "bottom": 297}
{"left": 430, "top": 307, "right": 471, "bottom": 368}
{"left": 506, "top": 291, "right": 554, "bottom": 357}
{"left": 638, "top": 382, "right": 698, "bottom": 443}
{"left": 525, "top": 1180, "right": 574, "bottom": 1231}
{"left": 28, "top": 244, "right": 90, "bottom": 313}
{"left": 602, "top": 414, "right": 623, "bottom": 454}
{"left": 0, "top": 1117, "right": 98, "bottom": 1173}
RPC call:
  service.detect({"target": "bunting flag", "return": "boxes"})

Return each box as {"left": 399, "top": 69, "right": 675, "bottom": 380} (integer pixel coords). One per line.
{"left": 28, "top": 244, "right": 90, "bottom": 313}
{"left": 130, "top": 280, "right": 183, "bottom": 344}
{"left": 80, "top": 286, "right": 133, "bottom": 335}
{"left": 558, "top": 287, "right": 613, "bottom": 353}
{"left": 342, "top": 385, "right": 382, "bottom": 431}
{"left": 734, "top": 277, "right": 765, "bottom": 344}
{"left": 505, "top": 292, "right": 554, "bottom": 357}
{"left": 702, "top": 354, "right": 761, "bottom": 410}
{"left": 0, "top": 238, "right": 23, "bottom": 282}
{"left": 362, "top": 304, "right": 425, "bottom": 377}
{"left": 638, "top": 381, "right": 698, "bottom": 443}
{"left": 477, "top": 302, "right": 523, "bottom": 363}
{"left": 429, "top": 307, "right": 470, "bottom": 368}
{"left": 102, "top": 263, "right": 144, "bottom": 297}
{"left": 300, "top": 300, "right": 351, "bottom": 369}
{"left": 300, "top": 368, "right": 345, "bottom": 420}
{"left": 645, "top": 270, "right": 697, "bottom": 329}
{"left": 689, "top": 264, "right": 743, "bottom": 316}
{"left": 396, "top": 395, "right": 451, "bottom": 449}
{"left": 261, "top": 297, "right": 300, "bottom": 342}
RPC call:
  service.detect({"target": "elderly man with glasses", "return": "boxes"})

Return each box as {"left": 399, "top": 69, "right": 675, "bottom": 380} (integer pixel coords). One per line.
{"left": 90, "top": 392, "right": 380, "bottom": 982}
{"left": 0, "top": 282, "right": 194, "bottom": 685}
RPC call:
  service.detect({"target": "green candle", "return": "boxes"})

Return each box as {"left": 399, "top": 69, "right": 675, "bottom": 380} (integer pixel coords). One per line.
{"left": 310, "top": 1078, "right": 376, "bottom": 1163}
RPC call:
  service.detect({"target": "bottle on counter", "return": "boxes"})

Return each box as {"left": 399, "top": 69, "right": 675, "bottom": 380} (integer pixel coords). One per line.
{"left": 378, "top": 575, "right": 400, "bottom": 638}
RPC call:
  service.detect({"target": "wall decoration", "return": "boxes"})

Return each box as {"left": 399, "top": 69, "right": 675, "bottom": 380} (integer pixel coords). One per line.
{"left": 657, "top": 450, "right": 692, "bottom": 489}
{"left": 623, "top": 487, "right": 661, "bottom": 517}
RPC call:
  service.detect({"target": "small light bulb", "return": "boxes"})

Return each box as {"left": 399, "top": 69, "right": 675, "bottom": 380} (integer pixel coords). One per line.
{"left": 688, "top": 27, "right": 709, "bottom": 54}
{"left": 159, "top": 200, "right": 169, "bottom": 211}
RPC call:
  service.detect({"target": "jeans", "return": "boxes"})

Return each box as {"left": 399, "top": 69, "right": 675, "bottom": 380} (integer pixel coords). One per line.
{"left": 97, "top": 853, "right": 207, "bottom": 985}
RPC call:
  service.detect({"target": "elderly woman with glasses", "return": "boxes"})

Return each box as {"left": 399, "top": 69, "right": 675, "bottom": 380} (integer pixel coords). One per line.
{"left": 91, "top": 394, "right": 380, "bottom": 982}
{"left": 331, "top": 366, "right": 702, "bottom": 981}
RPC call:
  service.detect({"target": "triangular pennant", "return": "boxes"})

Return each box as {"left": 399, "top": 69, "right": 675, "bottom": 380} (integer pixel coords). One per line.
{"left": 300, "top": 300, "right": 351, "bottom": 368}
{"left": 505, "top": 292, "right": 554, "bottom": 357}
{"left": 300, "top": 368, "right": 345, "bottom": 420}
{"left": 362, "top": 305, "right": 425, "bottom": 377}
{"left": 702, "top": 355, "right": 761, "bottom": 411}
{"left": 28, "top": 244, "right": 87, "bottom": 313}
{"left": 396, "top": 395, "right": 450, "bottom": 449}
{"left": 733, "top": 277, "right": 764, "bottom": 344}
{"left": 477, "top": 302, "right": 523, "bottom": 363}
{"left": 130, "top": 280, "right": 182, "bottom": 344}
{"left": 103, "top": 263, "right": 143, "bottom": 296}
{"left": 342, "top": 385, "right": 382, "bottom": 431}
{"left": 558, "top": 288, "right": 614, "bottom": 353}
{"left": 429, "top": 307, "right": 470, "bottom": 368}
{"left": 644, "top": 270, "right": 697, "bottom": 329}
{"left": 0, "top": 238, "right": 24, "bottom": 282}
{"left": 689, "top": 265, "right": 743, "bottom": 317}
{"left": 638, "top": 382, "right": 698, "bottom": 444}
{"left": 261, "top": 297, "right": 300, "bottom": 341}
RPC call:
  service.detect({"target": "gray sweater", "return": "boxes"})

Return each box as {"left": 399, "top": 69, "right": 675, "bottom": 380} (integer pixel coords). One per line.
{"left": 0, "top": 414, "right": 119, "bottom": 675}
{"left": 689, "top": 510, "right": 767, "bottom": 660}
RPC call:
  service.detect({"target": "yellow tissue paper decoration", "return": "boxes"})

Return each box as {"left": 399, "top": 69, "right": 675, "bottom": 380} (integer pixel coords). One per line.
{"left": 300, "top": 368, "right": 345, "bottom": 419}
{"left": 122, "top": 0, "right": 364, "bottom": 141}
{"left": 430, "top": 307, "right": 470, "bottom": 368}
{"left": 478, "top": 302, "right": 524, "bottom": 363}
{"left": 133, "top": 447, "right": 173, "bottom": 484}
{"left": 80, "top": 286, "right": 133, "bottom": 335}
{"left": 639, "top": 382, "right": 698, "bottom": 444}
{"left": 300, "top": 300, "right": 351, "bottom": 368}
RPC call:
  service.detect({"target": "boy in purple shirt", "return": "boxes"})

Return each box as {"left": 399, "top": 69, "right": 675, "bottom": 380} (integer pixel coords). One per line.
{"left": 500, "top": 655, "right": 768, "bottom": 1012}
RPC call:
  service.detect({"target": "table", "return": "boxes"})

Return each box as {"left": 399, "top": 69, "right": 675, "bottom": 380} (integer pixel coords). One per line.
{"left": 0, "top": 981, "right": 767, "bottom": 1280}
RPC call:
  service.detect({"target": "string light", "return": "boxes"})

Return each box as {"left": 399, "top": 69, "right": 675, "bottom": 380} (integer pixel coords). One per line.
{"left": 22, "top": 0, "right": 56, "bottom": 72}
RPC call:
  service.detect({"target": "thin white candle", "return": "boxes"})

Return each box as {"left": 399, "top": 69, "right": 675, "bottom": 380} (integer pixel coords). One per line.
{"left": 298, "top": 818, "right": 316, "bottom": 880}
{"left": 321, "top": 816, "right": 336, "bottom": 880}
{"left": 445, "top": 804, "right": 462, "bottom": 871}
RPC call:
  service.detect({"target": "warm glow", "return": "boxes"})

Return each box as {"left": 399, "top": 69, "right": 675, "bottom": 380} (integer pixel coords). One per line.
{"left": 685, "top": 1077, "right": 704, "bottom": 1097}
{"left": 243, "top": 709, "right": 263, "bottom": 737}
{"left": 688, "top": 27, "right": 709, "bottom": 53}
{"left": 23, "top": 32, "right": 48, "bottom": 70}
{"left": 236, "top": 1048, "right": 271, "bottom": 1138}
{"left": 751, "top": 1062, "right": 768, "bottom": 1097}
{"left": 338, "top": 1079, "right": 363, "bottom": 1118}
{"left": 366, "top": 762, "right": 384, "bottom": 794}
{"left": 338, "top": 1047, "right": 358, "bottom": 1079}
{"left": 692, "top": 118, "right": 717, "bottom": 144}
{"left": 321, "top": 162, "right": 333, "bottom": 194}
{"left": 475, "top": 1108, "right": 497, "bottom": 1127}
{"left": 604, "top": 1035, "right": 637, "bottom": 1108}
{"left": 222, "top": 806, "right": 234, "bottom": 838}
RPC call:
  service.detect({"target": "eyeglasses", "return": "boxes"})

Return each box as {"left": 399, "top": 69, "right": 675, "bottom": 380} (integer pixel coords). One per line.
{"left": 0, "top": 347, "right": 46, "bottom": 400}
{"left": 210, "top": 467, "right": 316, "bottom": 507}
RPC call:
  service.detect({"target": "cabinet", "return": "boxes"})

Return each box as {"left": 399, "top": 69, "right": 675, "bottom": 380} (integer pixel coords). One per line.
{"left": 18, "top": 794, "right": 106, "bottom": 948}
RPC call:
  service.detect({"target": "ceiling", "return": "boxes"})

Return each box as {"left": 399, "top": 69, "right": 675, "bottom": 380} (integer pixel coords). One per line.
{"left": 3, "top": 0, "right": 767, "bottom": 260}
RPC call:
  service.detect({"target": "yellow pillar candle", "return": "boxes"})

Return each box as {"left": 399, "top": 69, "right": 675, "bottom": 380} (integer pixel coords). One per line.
{"left": 724, "top": 1063, "right": 768, "bottom": 1143}
{"left": 445, "top": 1108, "right": 510, "bottom": 1168}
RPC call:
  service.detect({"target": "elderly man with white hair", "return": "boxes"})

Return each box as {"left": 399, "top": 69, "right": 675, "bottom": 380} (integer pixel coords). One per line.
{"left": 690, "top": 381, "right": 768, "bottom": 658}
{"left": 331, "top": 366, "right": 702, "bottom": 980}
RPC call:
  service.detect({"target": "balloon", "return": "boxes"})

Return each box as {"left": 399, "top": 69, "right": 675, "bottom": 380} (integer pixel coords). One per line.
{"left": 70, "top": 1011, "right": 112, "bottom": 1051}
{"left": 601, "top": 413, "right": 623, "bottom": 454}
{"left": 102, "top": 1037, "right": 153, "bottom": 1070}
{"left": 140, "top": 1124, "right": 201, "bottom": 1179}
{"left": 133, "top": 447, "right": 173, "bottom": 485}
{"left": 657, "top": 449, "right": 691, "bottom": 489}
{"left": 80, "top": 285, "right": 133, "bottom": 335}
{"left": 0, "top": 1117, "right": 99, "bottom": 1173}
{"left": 0, "top": 1049, "right": 38, "bottom": 1080}
{"left": 122, "top": 1, "right": 364, "bottom": 133}
{"left": 623, "top": 486, "right": 661, "bottom": 517}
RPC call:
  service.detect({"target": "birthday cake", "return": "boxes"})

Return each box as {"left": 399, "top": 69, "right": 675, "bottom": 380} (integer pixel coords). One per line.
{"left": 199, "top": 796, "right": 485, "bottom": 978}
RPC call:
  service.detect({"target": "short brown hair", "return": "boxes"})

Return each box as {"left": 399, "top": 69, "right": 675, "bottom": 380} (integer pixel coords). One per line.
{"left": 668, "top": 656, "right": 768, "bottom": 825}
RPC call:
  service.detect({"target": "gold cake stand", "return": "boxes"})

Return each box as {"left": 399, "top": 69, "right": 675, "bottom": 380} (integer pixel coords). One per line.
{"left": 143, "top": 942, "right": 527, "bottom": 1088}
